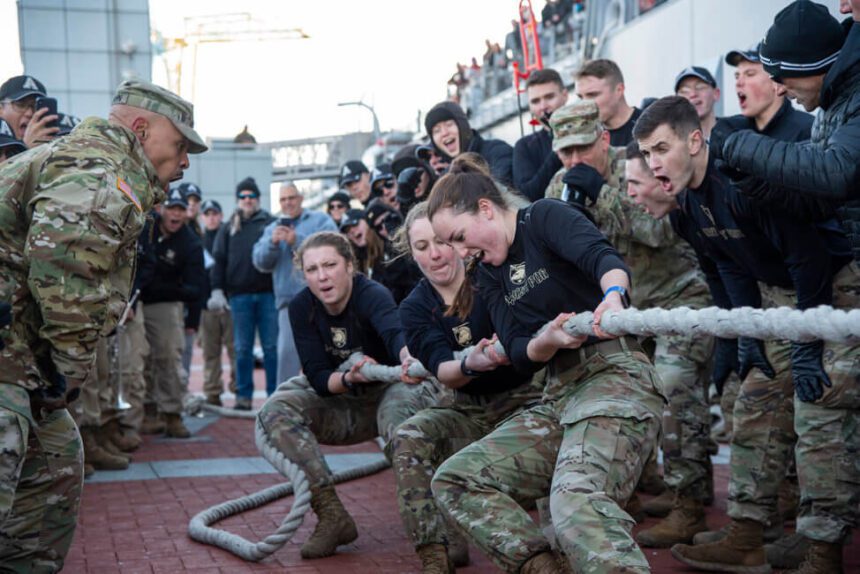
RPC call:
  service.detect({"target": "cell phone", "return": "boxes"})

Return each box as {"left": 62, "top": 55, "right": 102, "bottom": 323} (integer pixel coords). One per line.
{"left": 35, "top": 96, "right": 58, "bottom": 129}
{"left": 279, "top": 217, "right": 296, "bottom": 228}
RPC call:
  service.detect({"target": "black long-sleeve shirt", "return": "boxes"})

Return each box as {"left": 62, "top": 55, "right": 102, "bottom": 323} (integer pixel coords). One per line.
{"left": 478, "top": 199, "right": 630, "bottom": 373}
{"left": 289, "top": 274, "right": 406, "bottom": 396}
{"left": 512, "top": 128, "right": 563, "bottom": 201}
{"left": 671, "top": 155, "right": 851, "bottom": 312}
{"left": 400, "top": 278, "right": 532, "bottom": 395}
{"left": 141, "top": 214, "right": 205, "bottom": 305}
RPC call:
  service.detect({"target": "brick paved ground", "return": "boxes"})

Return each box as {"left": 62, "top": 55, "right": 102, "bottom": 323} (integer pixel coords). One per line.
{"left": 63, "top": 348, "right": 860, "bottom": 573}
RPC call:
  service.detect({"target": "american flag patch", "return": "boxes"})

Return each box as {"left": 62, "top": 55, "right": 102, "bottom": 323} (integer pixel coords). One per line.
{"left": 117, "top": 177, "right": 142, "bottom": 212}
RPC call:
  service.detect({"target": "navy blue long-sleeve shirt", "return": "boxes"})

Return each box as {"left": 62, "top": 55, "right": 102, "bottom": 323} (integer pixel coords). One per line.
{"left": 672, "top": 155, "right": 851, "bottom": 312}
{"left": 400, "top": 278, "right": 532, "bottom": 395}
{"left": 512, "top": 128, "right": 563, "bottom": 201}
{"left": 477, "top": 199, "right": 630, "bottom": 373}
{"left": 141, "top": 214, "right": 205, "bottom": 305}
{"left": 289, "top": 274, "right": 406, "bottom": 396}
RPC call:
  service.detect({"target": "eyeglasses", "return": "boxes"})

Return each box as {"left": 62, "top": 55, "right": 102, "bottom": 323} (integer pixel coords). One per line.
{"left": 381, "top": 181, "right": 395, "bottom": 190}
{"left": 2, "top": 98, "right": 36, "bottom": 112}
{"left": 238, "top": 193, "right": 257, "bottom": 200}
{"left": 282, "top": 196, "right": 300, "bottom": 202}
{"left": 328, "top": 203, "right": 347, "bottom": 210}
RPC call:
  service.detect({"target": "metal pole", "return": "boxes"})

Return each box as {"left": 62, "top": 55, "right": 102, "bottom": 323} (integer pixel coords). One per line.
{"left": 337, "top": 101, "right": 380, "bottom": 143}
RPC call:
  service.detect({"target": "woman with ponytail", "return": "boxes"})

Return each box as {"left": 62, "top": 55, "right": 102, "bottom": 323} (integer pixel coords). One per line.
{"left": 390, "top": 201, "right": 543, "bottom": 572}
{"left": 427, "top": 155, "right": 666, "bottom": 573}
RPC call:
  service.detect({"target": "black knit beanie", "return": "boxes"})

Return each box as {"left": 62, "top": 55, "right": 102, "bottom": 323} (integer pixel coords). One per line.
{"left": 424, "top": 101, "right": 473, "bottom": 161}
{"left": 760, "top": 0, "right": 845, "bottom": 78}
{"left": 236, "top": 176, "right": 260, "bottom": 198}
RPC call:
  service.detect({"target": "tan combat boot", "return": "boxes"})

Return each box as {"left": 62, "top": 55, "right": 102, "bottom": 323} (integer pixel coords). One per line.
{"left": 103, "top": 418, "right": 141, "bottom": 452}
{"left": 624, "top": 492, "right": 645, "bottom": 522}
{"left": 81, "top": 426, "right": 129, "bottom": 471}
{"left": 671, "top": 518, "right": 771, "bottom": 573}
{"left": 693, "top": 515, "right": 783, "bottom": 545}
{"left": 637, "top": 457, "right": 668, "bottom": 496}
{"left": 163, "top": 413, "right": 191, "bottom": 439}
{"left": 141, "top": 404, "right": 165, "bottom": 435}
{"left": 636, "top": 495, "right": 708, "bottom": 548}
{"left": 84, "top": 463, "right": 95, "bottom": 478}
{"left": 95, "top": 425, "right": 131, "bottom": 463}
{"left": 416, "top": 543, "right": 454, "bottom": 574}
{"left": 642, "top": 489, "right": 674, "bottom": 518}
{"left": 300, "top": 485, "right": 358, "bottom": 559}
{"left": 784, "top": 540, "right": 843, "bottom": 574}
{"left": 520, "top": 551, "right": 564, "bottom": 574}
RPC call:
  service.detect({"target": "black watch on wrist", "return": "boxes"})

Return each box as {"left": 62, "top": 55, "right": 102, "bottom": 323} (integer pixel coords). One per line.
{"left": 342, "top": 371, "right": 356, "bottom": 394}
{"left": 460, "top": 357, "right": 480, "bottom": 378}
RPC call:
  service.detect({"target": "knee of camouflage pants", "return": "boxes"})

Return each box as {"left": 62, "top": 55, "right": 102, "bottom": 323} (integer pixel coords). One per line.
{"left": 0, "top": 405, "right": 83, "bottom": 574}
{"left": 550, "top": 415, "right": 658, "bottom": 574}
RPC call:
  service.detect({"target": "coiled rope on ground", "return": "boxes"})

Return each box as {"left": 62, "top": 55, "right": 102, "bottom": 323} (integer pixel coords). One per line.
{"left": 186, "top": 304, "right": 859, "bottom": 560}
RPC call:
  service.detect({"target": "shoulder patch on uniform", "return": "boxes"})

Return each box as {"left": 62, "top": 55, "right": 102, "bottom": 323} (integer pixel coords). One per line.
{"left": 116, "top": 177, "right": 142, "bottom": 212}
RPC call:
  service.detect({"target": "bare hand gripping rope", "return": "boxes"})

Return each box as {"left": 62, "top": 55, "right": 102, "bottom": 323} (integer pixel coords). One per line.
{"left": 186, "top": 304, "right": 859, "bottom": 560}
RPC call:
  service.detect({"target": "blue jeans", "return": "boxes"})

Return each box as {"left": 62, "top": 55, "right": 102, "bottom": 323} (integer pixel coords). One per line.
{"left": 230, "top": 292, "right": 278, "bottom": 399}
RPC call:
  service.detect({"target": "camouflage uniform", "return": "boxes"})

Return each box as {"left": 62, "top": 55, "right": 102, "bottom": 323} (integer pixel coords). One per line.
{"left": 547, "top": 101, "right": 715, "bottom": 500}
{"left": 258, "top": 377, "right": 439, "bottom": 489}
{"left": 0, "top": 80, "right": 203, "bottom": 571}
{"left": 434, "top": 340, "right": 665, "bottom": 573}
{"left": 391, "top": 373, "right": 544, "bottom": 550}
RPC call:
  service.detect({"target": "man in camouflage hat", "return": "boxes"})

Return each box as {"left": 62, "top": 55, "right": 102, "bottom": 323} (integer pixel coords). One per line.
{"left": 0, "top": 78, "right": 205, "bottom": 571}
{"left": 546, "top": 100, "right": 719, "bottom": 549}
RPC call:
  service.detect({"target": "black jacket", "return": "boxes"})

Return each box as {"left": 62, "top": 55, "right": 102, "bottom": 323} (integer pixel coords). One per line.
{"left": 211, "top": 209, "right": 274, "bottom": 296}
{"left": 513, "top": 128, "right": 563, "bottom": 201}
{"left": 141, "top": 214, "right": 205, "bottom": 305}
{"left": 722, "top": 22, "right": 860, "bottom": 262}
{"left": 132, "top": 216, "right": 156, "bottom": 297}
{"left": 467, "top": 132, "right": 514, "bottom": 186}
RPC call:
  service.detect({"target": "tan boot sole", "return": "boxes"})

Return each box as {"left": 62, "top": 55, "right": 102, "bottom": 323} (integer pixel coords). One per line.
{"left": 670, "top": 546, "right": 771, "bottom": 573}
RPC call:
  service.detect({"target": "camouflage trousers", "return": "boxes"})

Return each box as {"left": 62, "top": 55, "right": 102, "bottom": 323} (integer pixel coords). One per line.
{"left": 391, "top": 375, "right": 543, "bottom": 550}
{"left": 0, "top": 384, "right": 83, "bottom": 574}
{"left": 258, "top": 377, "right": 438, "bottom": 489}
{"left": 653, "top": 333, "right": 714, "bottom": 499}
{"left": 433, "top": 343, "right": 664, "bottom": 574}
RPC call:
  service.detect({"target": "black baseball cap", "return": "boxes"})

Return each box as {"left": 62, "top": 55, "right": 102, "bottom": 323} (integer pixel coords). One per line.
{"left": 201, "top": 199, "right": 222, "bottom": 214}
{"left": 339, "top": 208, "right": 366, "bottom": 231}
{"left": 391, "top": 144, "right": 421, "bottom": 176}
{"left": 674, "top": 66, "right": 718, "bottom": 92}
{"left": 370, "top": 164, "right": 395, "bottom": 189}
{"left": 0, "top": 119, "right": 25, "bottom": 156}
{"left": 725, "top": 43, "right": 762, "bottom": 67}
{"left": 338, "top": 160, "right": 369, "bottom": 186}
{"left": 760, "top": 0, "right": 844, "bottom": 79}
{"left": 56, "top": 113, "right": 81, "bottom": 136}
{"left": 327, "top": 191, "right": 351, "bottom": 207}
{"left": 178, "top": 182, "right": 202, "bottom": 199}
{"left": 0, "top": 75, "right": 46, "bottom": 102}
{"left": 165, "top": 186, "right": 189, "bottom": 208}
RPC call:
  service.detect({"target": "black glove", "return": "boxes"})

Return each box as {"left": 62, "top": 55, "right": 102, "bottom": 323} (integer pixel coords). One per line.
{"left": 708, "top": 117, "right": 747, "bottom": 162}
{"left": 738, "top": 337, "right": 776, "bottom": 380}
{"left": 562, "top": 163, "right": 604, "bottom": 206}
{"left": 790, "top": 341, "right": 832, "bottom": 402}
{"left": 396, "top": 167, "right": 423, "bottom": 208}
{"left": 711, "top": 337, "right": 739, "bottom": 394}
{"left": 0, "top": 301, "right": 10, "bottom": 351}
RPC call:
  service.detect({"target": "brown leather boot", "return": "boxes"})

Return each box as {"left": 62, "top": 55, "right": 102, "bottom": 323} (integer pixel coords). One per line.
{"left": 446, "top": 527, "right": 470, "bottom": 567}
{"left": 625, "top": 492, "right": 645, "bottom": 523}
{"left": 693, "top": 515, "right": 783, "bottom": 545}
{"left": 141, "top": 404, "right": 165, "bottom": 435}
{"left": 163, "top": 413, "right": 191, "bottom": 439}
{"left": 671, "top": 518, "right": 770, "bottom": 573}
{"left": 636, "top": 495, "right": 708, "bottom": 548}
{"left": 300, "top": 485, "right": 358, "bottom": 559}
{"left": 416, "top": 543, "right": 454, "bottom": 574}
{"left": 784, "top": 539, "right": 843, "bottom": 574}
{"left": 104, "top": 418, "right": 141, "bottom": 452}
{"left": 96, "top": 425, "right": 130, "bottom": 461}
{"left": 642, "top": 489, "right": 674, "bottom": 518}
{"left": 520, "top": 551, "right": 565, "bottom": 574}
{"left": 81, "top": 426, "right": 129, "bottom": 471}
{"left": 84, "top": 463, "right": 95, "bottom": 478}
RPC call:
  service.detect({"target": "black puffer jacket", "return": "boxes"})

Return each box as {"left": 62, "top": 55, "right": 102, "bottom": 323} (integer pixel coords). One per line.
{"left": 467, "top": 132, "right": 514, "bottom": 186}
{"left": 722, "top": 22, "right": 860, "bottom": 263}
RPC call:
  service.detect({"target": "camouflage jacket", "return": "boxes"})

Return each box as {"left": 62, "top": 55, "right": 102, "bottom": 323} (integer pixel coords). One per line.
{"left": 546, "top": 147, "right": 710, "bottom": 309}
{"left": 0, "top": 117, "right": 164, "bottom": 394}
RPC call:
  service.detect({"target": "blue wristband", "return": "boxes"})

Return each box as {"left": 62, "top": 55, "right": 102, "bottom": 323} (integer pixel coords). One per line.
{"left": 603, "top": 286, "right": 630, "bottom": 307}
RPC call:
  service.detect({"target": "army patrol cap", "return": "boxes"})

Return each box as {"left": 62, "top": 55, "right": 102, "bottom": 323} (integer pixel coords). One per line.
{"left": 112, "top": 79, "right": 208, "bottom": 154}
{"left": 550, "top": 100, "right": 603, "bottom": 151}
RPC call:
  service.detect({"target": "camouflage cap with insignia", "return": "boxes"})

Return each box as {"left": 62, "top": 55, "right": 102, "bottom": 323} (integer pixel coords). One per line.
{"left": 550, "top": 100, "right": 603, "bottom": 151}
{"left": 112, "top": 79, "right": 208, "bottom": 154}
